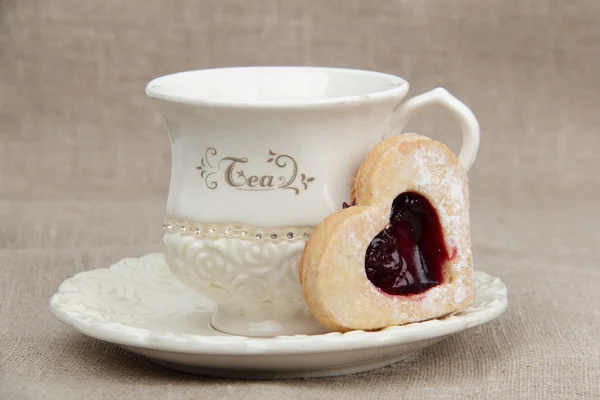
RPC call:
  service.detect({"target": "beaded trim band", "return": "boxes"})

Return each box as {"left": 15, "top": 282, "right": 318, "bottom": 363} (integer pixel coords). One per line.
{"left": 162, "top": 216, "right": 314, "bottom": 242}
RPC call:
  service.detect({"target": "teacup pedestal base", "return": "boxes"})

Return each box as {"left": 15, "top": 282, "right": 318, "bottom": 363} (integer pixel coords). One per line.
{"left": 211, "top": 310, "right": 328, "bottom": 337}
{"left": 163, "top": 231, "right": 326, "bottom": 337}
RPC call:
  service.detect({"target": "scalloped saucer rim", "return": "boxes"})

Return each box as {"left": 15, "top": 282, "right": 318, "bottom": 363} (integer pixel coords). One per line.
{"left": 50, "top": 253, "right": 507, "bottom": 377}
{"left": 51, "top": 253, "right": 508, "bottom": 354}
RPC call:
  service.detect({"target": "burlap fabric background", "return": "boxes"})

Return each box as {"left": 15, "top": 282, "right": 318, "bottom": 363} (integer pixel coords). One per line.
{"left": 1, "top": 1, "right": 599, "bottom": 399}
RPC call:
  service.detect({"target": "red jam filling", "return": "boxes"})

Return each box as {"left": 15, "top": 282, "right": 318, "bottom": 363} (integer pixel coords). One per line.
{"left": 342, "top": 200, "right": 356, "bottom": 209}
{"left": 364, "top": 192, "right": 449, "bottom": 296}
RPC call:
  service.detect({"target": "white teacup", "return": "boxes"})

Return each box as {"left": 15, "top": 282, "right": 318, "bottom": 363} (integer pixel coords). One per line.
{"left": 146, "top": 67, "right": 479, "bottom": 337}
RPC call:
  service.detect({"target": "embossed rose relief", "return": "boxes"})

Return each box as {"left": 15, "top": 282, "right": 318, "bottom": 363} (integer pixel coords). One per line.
{"left": 162, "top": 234, "right": 309, "bottom": 318}
{"left": 196, "top": 148, "right": 315, "bottom": 195}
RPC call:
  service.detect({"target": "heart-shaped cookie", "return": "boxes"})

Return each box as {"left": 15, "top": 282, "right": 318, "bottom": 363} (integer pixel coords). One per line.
{"left": 299, "top": 133, "right": 473, "bottom": 332}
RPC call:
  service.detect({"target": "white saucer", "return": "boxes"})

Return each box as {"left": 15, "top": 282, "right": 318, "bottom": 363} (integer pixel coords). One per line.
{"left": 50, "top": 253, "right": 507, "bottom": 379}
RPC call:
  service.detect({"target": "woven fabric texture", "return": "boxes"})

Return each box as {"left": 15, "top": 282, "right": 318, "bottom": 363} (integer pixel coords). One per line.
{"left": 1, "top": 1, "right": 599, "bottom": 398}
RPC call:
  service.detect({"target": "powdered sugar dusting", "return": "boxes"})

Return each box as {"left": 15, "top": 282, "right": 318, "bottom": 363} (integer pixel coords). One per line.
{"left": 448, "top": 176, "right": 465, "bottom": 204}
{"left": 419, "top": 286, "right": 447, "bottom": 313}
{"left": 409, "top": 142, "right": 468, "bottom": 264}
{"left": 455, "top": 286, "right": 467, "bottom": 304}
{"left": 410, "top": 148, "right": 436, "bottom": 186}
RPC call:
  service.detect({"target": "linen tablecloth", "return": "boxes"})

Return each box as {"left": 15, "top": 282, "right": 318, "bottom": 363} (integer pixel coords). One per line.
{"left": 1, "top": 1, "right": 599, "bottom": 398}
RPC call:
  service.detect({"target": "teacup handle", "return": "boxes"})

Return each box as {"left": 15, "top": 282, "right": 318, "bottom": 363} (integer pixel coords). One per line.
{"left": 386, "top": 87, "right": 480, "bottom": 172}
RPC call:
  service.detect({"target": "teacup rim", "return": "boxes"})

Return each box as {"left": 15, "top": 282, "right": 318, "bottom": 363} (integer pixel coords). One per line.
{"left": 145, "top": 66, "right": 409, "bottom": 109}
